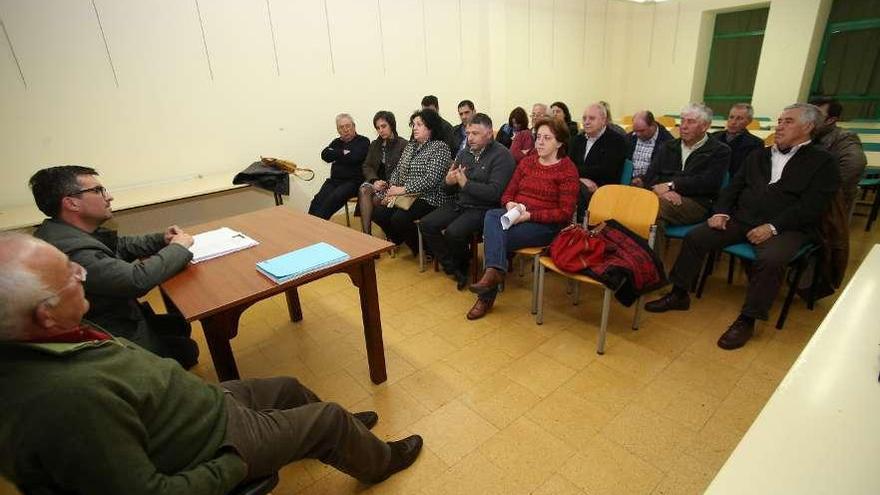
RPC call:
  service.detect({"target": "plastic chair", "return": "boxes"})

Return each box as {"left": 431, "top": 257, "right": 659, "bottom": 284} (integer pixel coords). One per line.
{"left": 746, "top": 120, "right": 761, "bottom": 130}
{"left": 763, "top": 133, "right": 775, "bottom": 146}
{"left": 695, "top": 242, "right": 819, "bottom": 329}
{"left": 535, "top": 185, "right": 660, "bottom": 354}
{"left": 229, "top": 473, "right": 280, "bottom": 495}
{"left": 621, "top": 115, "right": 634, "bottom": 125}
{"left": 620, "top": 159, "right": 634, "bottom": 186}
{"left": 657, "top": 115, "right": 676, "bottom": 128}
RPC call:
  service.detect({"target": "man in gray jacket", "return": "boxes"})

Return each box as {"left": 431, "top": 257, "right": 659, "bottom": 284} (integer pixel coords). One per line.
{"left": 30, "top": 165, "right": 199, "bottom": 368}
{"left": 420, "top": 113, "right": 516, "bottom": 290}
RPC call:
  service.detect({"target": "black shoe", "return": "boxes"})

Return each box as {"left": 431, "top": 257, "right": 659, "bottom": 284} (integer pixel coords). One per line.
{"left": 454, "top": 270, "right": 468, "bottom": 291}
{"left": 717, "top": 316, "right": 755, "bottom": 350}
{"left": 371, "top": 435, "right": 423, "bottom": 483}
{"left": 353, "top": 411, "right": 379, "bottom": 430}
{"left": 644, "top": 291, "right": 690, "bottom": 313}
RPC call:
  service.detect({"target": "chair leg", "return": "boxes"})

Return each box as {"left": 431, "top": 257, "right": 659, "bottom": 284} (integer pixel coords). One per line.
{"left": 807, "top": 251, "right": 820, "bottom": 311}
{"left": 530, "top": 255, "right": 539, "bottom": 314}
{"left": 536, "top": 263, "right": 546, "bottom": 324}
{"left": 597, "top": 289, "right": 611, "bottom": 355}
{"left": 573, "top": 282, "right": 581, "bottom": 306}
{"left": 344, "top": 202, "right": 351, "bottom": 227}
{"left": 727, "top": 255, "right": 736, "bottom": 284}
{"left": 417, "top": 224, "right": 425, "bottom": 272}
{"left": 696, "top": 250, "right": 715, "bottom": 299}
{"left": 471, "top": 237, "right": 480, "bottom": 284}
{"left": 632, "top": 296, "right": 643, "bottom": 330}
{"left": 776, "top": 260, "right": 806, "bottom": 330}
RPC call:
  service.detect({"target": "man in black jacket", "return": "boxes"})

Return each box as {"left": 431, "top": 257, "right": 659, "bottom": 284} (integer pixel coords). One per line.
{"left": 710, "top": 103, "right": 765, "bottom": 178}
{"left": 628, "top": 110, "right": 674, "bottom": 186}
{"left": 451, "top": 100, "right": 475, "bottom": 154}
{"left": 645, "top": 103, "right": 840, "bottom": 350}
{"left": 570, "top": 103, "right": 628, "bottom": 220}
{"left": 421, "top": 95, "right": 457, "bottom": 153}
{"left": 308, "top": 113, "right": 370, "bottom": 220}
{"left": 420, "top": 113, "right": 516, "bottom": 289}
{"left": 644, "top": 103, "right": 730, "bottom": 226}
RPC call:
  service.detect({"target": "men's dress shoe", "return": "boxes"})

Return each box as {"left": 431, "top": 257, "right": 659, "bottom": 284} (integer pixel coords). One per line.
{"left": 372, "top": 435, "right": 424, "bottom": 483}
{"left": 353, "top": 411, "right": 379, "bottom": 430}
{"left": 469, "top": 268, "right": 504, "bottom": 295}
{"left": 717, "top": 317, "right": 755, "bottom": 350}
{"left": 644, "top": 291, "right": 690, "bottom": 313}
{"left": 466, "top": 297, "right": 494, "bottom": 320}
{"left": 454, "top": 270, "right": 469, "bottom": 291}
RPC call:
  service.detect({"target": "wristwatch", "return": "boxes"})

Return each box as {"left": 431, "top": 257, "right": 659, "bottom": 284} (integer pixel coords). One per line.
{"left": 768, "top": 224, "right": 778, "bottom": 236}
{"left": 666, "top": 182, "right": 675, "bottom": 191}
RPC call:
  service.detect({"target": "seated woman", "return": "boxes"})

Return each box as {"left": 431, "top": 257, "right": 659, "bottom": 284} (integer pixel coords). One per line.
{"left": 370, "top": 108, "right": 452, "bottom": 254}
{"left": 551, "top": 101, "right": 580, "bottom": 140}
{"left": 508, "top": 106, "right": 534, "bottom": 164}
{"left": 358, "top": 111, "right": 408, "bottom": 234}
{"left": 466, "top": 118, "right": 579, "bottom": 320}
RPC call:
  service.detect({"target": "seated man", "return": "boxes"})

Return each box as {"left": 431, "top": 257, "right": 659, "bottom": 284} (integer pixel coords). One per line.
{"left": 644, "top": 103, "right": 730, "bottom": 227}
{"left": 710, "top": 103, "right": 765, "bottom": 178}
{"left": 570, "top": 102, "right": 628, "bottom": 219}
{"left": 530, "top": 102, "right": 549, "bottom": 141}
{"left": 628, "top": 110, "right": 673, "bottom": 186}
{"left": 451, "top": 99, "right": 476, "bottom": 154}
{"left": 0, "top": 233, "right": 423, "bottom": 494}
{"left": 645, "top": 104, "right": 840, "bottom": 350}
{"left": 30, "top": 166, "right": 199, "bottom": 368}
{"left": 420, "top": 113, "right": 515, "bottom": 289}
{"left": 421, "top": 95, "right": 457, "bottom": 153}
{"left": 308, "top": 113, "right": 370, "bottom": 219}
{"left": 809, "top": 96, "right": 868, "bottom": 214}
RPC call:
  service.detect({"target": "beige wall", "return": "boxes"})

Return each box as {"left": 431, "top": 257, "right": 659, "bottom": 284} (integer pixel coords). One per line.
{"left": 0, "top": 0, "right": 832, "bottom": 226}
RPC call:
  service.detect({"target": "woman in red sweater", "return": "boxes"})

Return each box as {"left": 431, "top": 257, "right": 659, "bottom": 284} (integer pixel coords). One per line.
{"left": 466, "top": 118, "right": 579, "bottom": 320}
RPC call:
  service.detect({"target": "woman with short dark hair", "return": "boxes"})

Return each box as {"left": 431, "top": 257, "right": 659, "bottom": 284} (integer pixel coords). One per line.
{"left": 369, "top": 108, "right": 452, "bottom": 254}
{"left": 551, "top": 101, "right": 580, "bottom": 141}
{"left": 508, "top": 106, "right": 534, "bottom": 163}
{"left": 465, "top": 118, "right": 579, "bottom": 320}
{"left": 358, "top": 111, "right": 408, "bottom": 234}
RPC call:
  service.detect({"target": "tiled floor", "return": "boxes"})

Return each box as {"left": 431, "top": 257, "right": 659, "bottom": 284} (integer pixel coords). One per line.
{"left": 2, "top": 216, "right": 878, "bottom": 495}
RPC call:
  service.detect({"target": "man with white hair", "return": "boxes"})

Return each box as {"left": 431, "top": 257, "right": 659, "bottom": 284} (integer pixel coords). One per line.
{"left": 530, "top": 103, "right": 549, "bottom": 141}
{"left": 710, "top": 103, "right": 765, "bottom": 178}
{"left": 0, "top": 233, "right": 423, "bottom": 493}
{"left": 646, "top": 104, "right": 840, "bottom": 350}
{"left": 308, "top": 113, "right": 370, "bottom": 219}
{"left": 644, "top": 103, "right": 731, "bottom": 226}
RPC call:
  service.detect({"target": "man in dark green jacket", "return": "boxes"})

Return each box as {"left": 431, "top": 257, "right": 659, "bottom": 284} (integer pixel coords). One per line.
{"left": 30, "top": 165, "right": 199, "bottom": 368}
{"left": 0, "top": 233, "right": 423, "bottom": 494}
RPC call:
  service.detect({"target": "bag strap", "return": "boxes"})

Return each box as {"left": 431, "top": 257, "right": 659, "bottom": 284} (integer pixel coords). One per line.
{"left": 261, "top": 156, "right": 315, "bottom": 181}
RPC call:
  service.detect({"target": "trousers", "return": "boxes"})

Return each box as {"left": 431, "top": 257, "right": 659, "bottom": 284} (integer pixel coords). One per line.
{"left": 221, "top": 377, "right": 390, "bottom": 483}
{"left": 670, "top": 220, "right": 805, "bottom": 320}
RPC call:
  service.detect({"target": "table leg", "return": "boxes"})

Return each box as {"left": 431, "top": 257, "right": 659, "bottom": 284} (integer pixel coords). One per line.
{"left": 285, "top": 287, "right": 303, "bottom": 322}
{"left": 201, "top": 307, "right": 246, "bottom": 382}
{"left": 347, "top": 259, "right": 387, "bottom": 384}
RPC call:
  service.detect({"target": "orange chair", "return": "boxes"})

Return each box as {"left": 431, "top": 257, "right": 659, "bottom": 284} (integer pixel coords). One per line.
{"left": 535, "top": 185, "right": 660, "bottom": 354}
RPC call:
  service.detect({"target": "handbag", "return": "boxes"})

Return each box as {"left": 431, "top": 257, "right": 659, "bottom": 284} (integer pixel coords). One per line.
{"left": 260, "top": 156, "right": 315, "bottom": 181}
{"left": 549, "top": 223, "right": 607, "bottom": 273}
{"left": 388, "top": 193, "right": 419, "bottom": 210}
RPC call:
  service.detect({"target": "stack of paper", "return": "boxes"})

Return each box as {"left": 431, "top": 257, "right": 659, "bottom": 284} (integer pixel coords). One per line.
{"left": 256, "top": 242, "right": 350, "bottom": 284}
{"left": 189, "top": 227, "right": 259, "bottom": 263}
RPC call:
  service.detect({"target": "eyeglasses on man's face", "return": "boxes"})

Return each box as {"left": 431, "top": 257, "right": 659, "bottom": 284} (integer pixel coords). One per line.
{"left": 68, "top": 185, "right": 107, "bottom": 198}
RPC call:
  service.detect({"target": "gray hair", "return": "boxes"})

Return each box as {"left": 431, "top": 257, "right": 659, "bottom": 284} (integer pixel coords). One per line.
{"left": 598, "top": 101, "right": 613, "bottom": 122}
{"left": 680, "top": 103, "right": 713, "bottom": 124}
{"left": 335, "top": 113, "right": 355, "bottom": 125}
{"left": 589, "top": 102, "right": 608, "bottom": 120}
{"left": 532, "top": 103, "right": 548, "bottom": 113}
{"left": 784, "top": 103, "right": 823, "bottom": 132}
{"left": 730, "top": 103, "right": 754, "bottom": 119}
{"left": 0, "top": 234, "right": 54, "bottom": 340}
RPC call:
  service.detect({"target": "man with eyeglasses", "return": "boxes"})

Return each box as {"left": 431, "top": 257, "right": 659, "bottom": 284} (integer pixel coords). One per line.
{"left": 29, "top": 165, "right": 199, "bottom": 368}
{"left": 0, "top": 233, "right": 423, "bottom": 494}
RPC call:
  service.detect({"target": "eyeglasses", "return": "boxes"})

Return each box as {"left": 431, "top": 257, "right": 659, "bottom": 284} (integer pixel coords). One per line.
{"left": 41, "top": 262, "right": 87, "bottom": 305}
{"left": 68, "top": 185, "right": 107, "bottom": 198}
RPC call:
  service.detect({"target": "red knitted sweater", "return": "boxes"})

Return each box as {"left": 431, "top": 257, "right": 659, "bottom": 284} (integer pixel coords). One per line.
{"left": 501, "top": 154, "right": 579, "bottom": 224}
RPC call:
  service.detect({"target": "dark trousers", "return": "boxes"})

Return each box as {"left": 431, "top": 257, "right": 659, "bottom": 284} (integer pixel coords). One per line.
{"left": 371, "top": 199, "right": 435, "bottom": 254}
{"left": 419, "top": 203, "right": 487, "bottom": 272}
{"left": 308, "top": 178, "right": 361, "bottom": 220}
{"left": 670, "top": 220, "right": 806, "bottom": 320}
{"left": 139, "top": 302, "right": 199, "bottom": 369}
{"left": 576, "top": 183, "right": 594, "bottom": 223}
{"left": 222, "top": 377, "right": 390, "bottom": 483}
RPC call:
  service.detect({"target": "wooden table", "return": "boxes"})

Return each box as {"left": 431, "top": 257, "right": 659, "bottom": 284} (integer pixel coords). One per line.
{"left": 161, "top": 206, "right": 394, "bottom": 383}
{"left": 705, "top": 244, "right": 880, "bottom": 494}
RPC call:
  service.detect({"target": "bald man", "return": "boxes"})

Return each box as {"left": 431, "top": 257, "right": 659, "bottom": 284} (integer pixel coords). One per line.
{"left": 627, "top": 110, "right": 674, "bottom": 186}
{"left": 0, "top": 233, "right": 423, "bottom": 494}
{"left": 570, "top": 103, "right": 628, "bottom": 220}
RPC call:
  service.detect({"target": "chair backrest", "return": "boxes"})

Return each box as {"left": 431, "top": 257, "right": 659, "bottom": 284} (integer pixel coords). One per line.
{"left": 657, "top": 115, "right": 676, "bottom": 128}
{"left": 764, "top": 133, "right": 775, "bottom": 146}
{"left": 621, "top": 115, "right": 634, "bottom": 125}
{"left": 746, "top": 119, "right": 761, "bottom": 130}
{"left": 587, "top": 185, "right": 659, "bottom": 239}
{"left": 620, "top": 159, "right": 634, "bottom": 185}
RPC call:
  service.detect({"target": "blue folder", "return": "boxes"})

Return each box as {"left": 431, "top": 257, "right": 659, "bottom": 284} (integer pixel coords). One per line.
{"left": 256, "top": 242, "right": 350, "bottom": 284}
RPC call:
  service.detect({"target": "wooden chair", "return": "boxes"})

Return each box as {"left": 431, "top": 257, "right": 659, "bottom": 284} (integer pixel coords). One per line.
{"left": 342, "top": 197, "right": 358, "bottom": 228}
{"left": 621, "top": 115, "right": 634, "bottom": 125}
{"left": 747, "top": 119, "right": 761, "bottom": 130}
{"left": 763, "top": 133, "right": 775, "bottom": 146}
{"left": 535, "top": 185, "right": 659, "bottom": 354}
{"left": 657, "top": 115, "right": 676, "bottom": 128}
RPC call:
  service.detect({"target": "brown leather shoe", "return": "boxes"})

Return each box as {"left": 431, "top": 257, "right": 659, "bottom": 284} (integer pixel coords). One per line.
{"left": 466, "top": 297, "right": 494, "bottom": 320}
{"left": 469, "top": 268, "right": 505, "bottom": 296}
{"left": 717, "top": 316, "right": 755, "bottom": 350}
{"left": 644, "top": 290, "right": 690, "bottom": 313}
